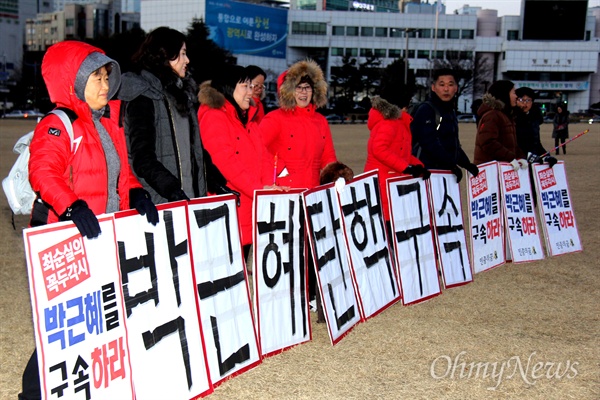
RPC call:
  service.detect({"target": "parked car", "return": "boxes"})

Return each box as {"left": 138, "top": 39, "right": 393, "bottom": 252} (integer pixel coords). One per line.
{"left": 587, "top": 115, "right": 600, "bottom": 124}
{"left": 457, "top": 114, "right": 476, "bottom": 123}
{"left": 2, "top": 109, "right": 44, "bottom": 119}
{"left": 325, "top": 114, "right": 345, "bottom": 124}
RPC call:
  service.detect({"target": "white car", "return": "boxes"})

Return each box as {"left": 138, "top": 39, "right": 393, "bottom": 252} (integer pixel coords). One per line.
{"left": 2, "top": 109, "right": 44, "bottom": 119}
{"left": 457, "top": 114, "right": 476, "bottom": 123}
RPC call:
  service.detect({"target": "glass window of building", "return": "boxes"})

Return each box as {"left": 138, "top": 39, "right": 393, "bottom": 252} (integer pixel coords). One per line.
{"left": 360, "top": 48, "right": 373, "bottom": 57}
{"left": 408, "top": 49, "right": 415, "bottom": 58}
{"left": 417, "top": 50, "right": 430, "bottom": 59}
{"left": 447, "top": 29, "right": 460, "bottom": 39}
{"left": 346, "top": 48, "right": 358, "bottom": 57}
{"left": 297, "top": 0, "right": 317, "bottom": 10}
{"left": 375, "top": 27, "right": 388, "bottom": 37}
{"left": 447, "top": 50, "right": 459, "bottom": 59}
{"left": 432, "top": 50, "right": 444, "bottom": 59}
{"left": 389, "top": 49, "right": 402, "bottom": 58}
{"left": 332, "top": 26, "right": 345, "bottom": 36}
{"left": 390, "top": 28, "right": 402, "bottom": 37}
{"left": 291, "top": 21, "right": 327, "bottom": 35}
{"left": 436, "top": 29, "right": 445, "bottom": 39}
{"left": 374, "top": 48, "right": 386, "bottom": 57}
{"left": 461, "top": 29, "right": 475, "bottom": 39}
{"left": 361, "top": 27, "right": 374, "bottom": 36}
{"left": 418, "top": 29, "right": 431, "bottom": 39}
{"left": 331, "top": 47, "right": 344, "bottom": 56}
{"left": 347, "top": 26, "right": 359, "bottom": 36}
{"left": 507, "top": 30, "right": 518, "bottom": 40}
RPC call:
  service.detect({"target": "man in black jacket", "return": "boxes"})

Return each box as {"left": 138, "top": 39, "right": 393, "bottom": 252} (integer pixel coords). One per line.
{"left": 410, "top": 68, "right": 479, "bottom": 183}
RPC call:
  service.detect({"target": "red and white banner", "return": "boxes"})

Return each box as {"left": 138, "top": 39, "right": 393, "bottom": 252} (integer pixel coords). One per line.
{"left": 338, "top": 171, "right": 401, "bottom": 316}
{"left": 187, "top": 195, "right": 261, "bottom": 385}
{"left": 24, "top": 216, "right": 135, "bottom": 400}
{"left": 532, "top": 162, "right": 582, "bottom": 256}
{"left": 114, "top": 203, "right": 212, "bottom": 399}
{"left": 387, "top": 176, "right": 441, "bottom": 305}
{"left": 253, "top": 189, "right": 311, "bottom": 357}
{"left": 303, "top": 183, "right": 361, "bottom": 345}
{"left": 468, "top": 162, "right": 506, "bottom": 273}
{"left": 427, "top": 171, "right": 473, "bottom": 288}
{"left": 499, "top": 163, "right": 545, "bottom": 263}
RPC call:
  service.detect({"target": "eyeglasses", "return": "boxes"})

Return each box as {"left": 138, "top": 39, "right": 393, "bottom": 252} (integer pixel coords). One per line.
{"left": 518, "top": 98, "right": 533, "bottom": 104}
{"left": 249, "top": 83, "right": 264, "bottom": 90}
{"left": 295, "top": 85, "right": 313, "bottom": 93}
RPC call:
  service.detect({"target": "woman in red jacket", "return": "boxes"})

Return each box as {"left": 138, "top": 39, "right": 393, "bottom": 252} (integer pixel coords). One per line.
{"left": 198, "top": 65, "right": 283, "bottom": 253}
{"left": 364, "top": 95, "right": 430, "bottom": 222}
{"left": 21, "top": 40, "right": 157, "bottom": 400}
{"left": 260, "top": 59, "right": 338, "bottom": 189}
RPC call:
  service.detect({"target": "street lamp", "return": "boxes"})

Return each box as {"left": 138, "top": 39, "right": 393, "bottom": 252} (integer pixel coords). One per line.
{"left": 404, "top": 28, "right": 415, "bottom": 84}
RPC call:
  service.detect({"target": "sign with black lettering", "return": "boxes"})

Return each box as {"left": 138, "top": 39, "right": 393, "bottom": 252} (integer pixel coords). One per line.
{"left": 468, "top": 162, "right": 506, "bottom": 273}
{"left": 24, "top": 216, "right": 136, "bottom": 399}
{"left": 427, "top": 171, "right": 473, "bottom": 288}
{"left": 532, "top": 162, "right": 582, "bottom": 256}
{"left": 114, "top": 203, "right": 213, "bottom": 399}
{"left": 339, "top": 171, "right": 401, "bottom": 316}
{"left": 187, "top": 195, "right": 261, "bottom": 385}
{"left": 303, "top": 183, "right": 361, "bottom": 345}
{"left": 253, "top": 189, "right": 311, "bottom": 357}
{"left": 499, "top": 163, "right": 545, "bottom": 262}
{"left": 387, "top": 176, "right": 441, "bottom": 305}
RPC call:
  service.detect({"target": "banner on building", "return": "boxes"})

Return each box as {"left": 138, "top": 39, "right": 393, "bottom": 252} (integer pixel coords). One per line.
{"left": 114, "top": 204, "right": 213, "bottom": 399}
{"left": 468, "top": 162, "right": 506, "bottom": 273}
{"left": 303, "top": 183, "right": 362, "bottom": 345}
{"left": 427, "top": 171, "right": 473, "bottom": 288}
{"left": 387, "top": 175, "right": 441, "bottom": 305}
{"left": 532, "top": 162, "right": 582, "bottom": 256}
{"left": 498, "top": 163, "right": 545, "bottom": 263}
{"left": 338, "top": 172, "right": 401, "bottom": 317}
{"left": 206, "top": 0, "right": 287, "bottom": 59}
{"left": 24, "top": 217, "right": 136, "bottom": 400}
{"left": 253, "top": 189, "right": 311, "bottom": 357}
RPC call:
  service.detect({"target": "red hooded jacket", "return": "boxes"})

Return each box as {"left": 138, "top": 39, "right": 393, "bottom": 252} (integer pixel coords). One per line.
{"left": 197, "top": 81, "right": 273, "bottom": 246}
{"left": 364, "top": 97, "right": 424, "bottom": 221}
{"left": 29, "top": 41, "right": 141, "bottom": 224}
{"left": 260, "top": 60, "right": 337, "bottom": 189}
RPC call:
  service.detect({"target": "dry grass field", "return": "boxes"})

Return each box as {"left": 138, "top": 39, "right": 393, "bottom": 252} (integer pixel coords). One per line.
{"left": 1, "top": 118, "right": 598, "bottom": 399}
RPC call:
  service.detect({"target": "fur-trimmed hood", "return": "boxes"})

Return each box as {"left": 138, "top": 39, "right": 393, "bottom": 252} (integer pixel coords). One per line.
{"left": 370, "top": 96, "right": 401, "bottom": 120}
{"left": 477, "top": 92, "right": 508, "bottom": 119}
{"left": 198, "top": 80, "right": 256, "bottom": 110}
{"left": 277, "top": 59, "right": 327, "bottom": 110}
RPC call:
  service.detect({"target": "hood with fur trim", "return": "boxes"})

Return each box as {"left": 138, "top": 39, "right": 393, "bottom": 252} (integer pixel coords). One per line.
{"left": 370, "top": 96, "right": 401, "bottom": 120}
{"left": 477, "top": 92, "right": 509, "bottom": 119}
{"left": 277, "top": 60, "right": 327, "bottom": 111}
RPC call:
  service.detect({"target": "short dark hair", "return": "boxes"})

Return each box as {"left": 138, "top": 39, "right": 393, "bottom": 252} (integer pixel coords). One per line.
{"left": 246, "top": 65, "right": 266, "bottom": 80}
{"left": 515, "top": 86, "right": 536, "bottom": 100}
{"left": 432, "top": 68, "right": 457, "bottom": 83}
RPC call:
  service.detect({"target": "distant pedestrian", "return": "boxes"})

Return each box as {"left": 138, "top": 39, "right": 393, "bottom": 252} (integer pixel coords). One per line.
{"left": 552, "top": 103, "right": 570, "bottom": 155}
{"left": 247, "top": 65, "right": 267, "bottom": 123}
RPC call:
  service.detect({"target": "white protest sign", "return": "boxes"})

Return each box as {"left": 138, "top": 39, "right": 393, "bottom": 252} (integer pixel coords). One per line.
{"left": 24, "top": 216, "right": 135, "bottom": 400}
{"left": 468, "top": 162, "right": 506, "bottom": 273}
{"left": 387, "top": 176, "right": 441, "bottom": 305}
{"left": 114, "top": 203, "right": 213, "bottom": 399}
{"left": 499, "top": 163, "right": 545, "bottom": 262}
{"left": 253, "top": 189, "right": 311, "bottom": 357}
{"left": 427, "top": 171, "right": 473, "bottom": 288}
{"left": 187, "top": 195, "right": 261, "bottom": 385}
{"left": 303, "top": 183, "right": 361, "bottom": 345}
{"left": 532, "top": 162, "right": 582, "bottom": 256}
{"left": 339, "top": 171, "right": 401, "bottom": 316}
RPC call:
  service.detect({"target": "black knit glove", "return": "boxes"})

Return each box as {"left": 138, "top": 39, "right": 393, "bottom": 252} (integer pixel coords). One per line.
{"left": 60, "top": 200, "right": 101, "bottom": 238}
{"left": 465, "top": 163, "right": 479, "bottom": 177}
{"left": 421, "top": 168, "right": 431, "bottom": 180}
{"left": 451, "top": 166, "right": 463, "bottom": 183}
{"left": 130, "top": 188, "right": 159, "bottom": 225}
{"left": 403, "top": 165, "right": 422, "bottom": 178}
{"left": 543, "top": 156, "right": 558, "bottom": 168}
{"left": 168, "top": 189, "right": 190, "bottom": 202}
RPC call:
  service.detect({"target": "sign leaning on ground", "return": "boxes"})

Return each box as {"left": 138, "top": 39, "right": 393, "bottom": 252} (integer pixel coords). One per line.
{"left": 23, "top": 161, "right": 582, "bottom": 398}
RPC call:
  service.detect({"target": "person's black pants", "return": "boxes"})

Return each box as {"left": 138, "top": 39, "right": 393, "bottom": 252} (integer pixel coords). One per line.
{"left": 19, "top": 349, "right": 40, "bottom": 400}
{"left": 555, "top": 137, "right": 566, "bottom": 154}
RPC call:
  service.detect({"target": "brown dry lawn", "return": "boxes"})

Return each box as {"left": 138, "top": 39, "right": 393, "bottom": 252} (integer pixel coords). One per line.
{"left": 1, "top": 118, "right": 598, "bottom": 399}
